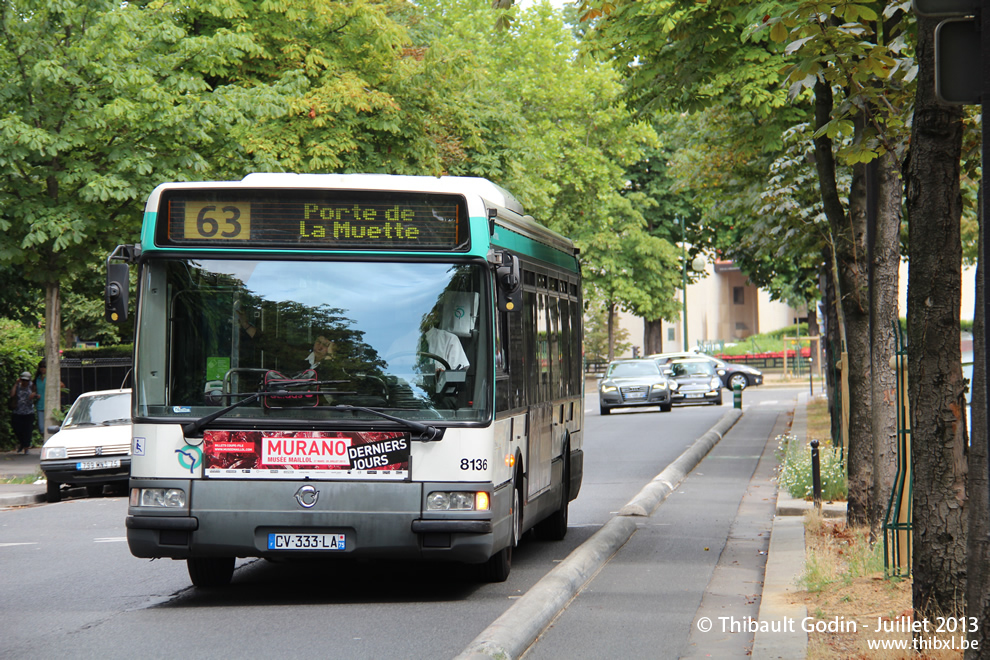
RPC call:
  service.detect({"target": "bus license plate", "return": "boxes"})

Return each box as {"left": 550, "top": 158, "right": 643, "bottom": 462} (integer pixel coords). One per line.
{"left": 77, "top": 459, "right": 121, "bottom": 470}
{"left": 268, "top": 533, "right": 346, "bottom": 551}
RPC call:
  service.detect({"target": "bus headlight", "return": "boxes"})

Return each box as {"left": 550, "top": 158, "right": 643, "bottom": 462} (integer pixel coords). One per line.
{"left": 427, "top": 491, "right": 490, "bottom": 511}
{"left": 131, "top": 487, "right": 187, "bottom": 508}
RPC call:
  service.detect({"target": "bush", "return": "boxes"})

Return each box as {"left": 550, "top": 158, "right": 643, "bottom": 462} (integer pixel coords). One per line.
{"left": 776, "top": 433, "right": 847, "bottom": 501}
{"left": 61, "top": 344, "right": 133, "bottom": 359}
{"left": 0, "top": 319, "right": 44, "bottom": 450}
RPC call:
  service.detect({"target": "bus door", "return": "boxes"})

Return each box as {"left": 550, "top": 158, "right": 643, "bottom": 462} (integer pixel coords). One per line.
{"left": 527, "top": 289, "right": 553, "bottom": 498}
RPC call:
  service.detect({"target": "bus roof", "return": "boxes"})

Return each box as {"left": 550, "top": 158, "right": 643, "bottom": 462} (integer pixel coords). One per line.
{"left": 144, "top": 173, "right": 577, "bottom": 259}
{"left": 149, "top": 173, "right": 525, "bottom": 213}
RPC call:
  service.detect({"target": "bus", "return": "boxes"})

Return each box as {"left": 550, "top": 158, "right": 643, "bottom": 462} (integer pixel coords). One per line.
{"left": 107, "top": 173, "right": 584, "bottom": 587}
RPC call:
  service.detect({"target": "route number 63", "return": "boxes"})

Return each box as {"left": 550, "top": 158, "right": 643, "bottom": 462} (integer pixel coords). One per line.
{"left": 183, "top": 202, "right": 251, "bottom": 240}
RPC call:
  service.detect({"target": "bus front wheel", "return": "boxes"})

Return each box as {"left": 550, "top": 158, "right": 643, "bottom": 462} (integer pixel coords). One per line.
{"left": 187, "top": 557, "right": 235, "bottom": 588}
{"left": 480, "top": 475, "right": 520, "bottom": 582}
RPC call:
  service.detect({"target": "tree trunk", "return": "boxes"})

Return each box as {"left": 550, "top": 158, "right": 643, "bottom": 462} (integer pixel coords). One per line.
{"left": 821, "top": 255, "right": 840, "bottom": 447}
{"left": 965, "top": 186, "right": 987, "bottom": 657}
{"left": 907, "top": 15, "right": 968, "bottom": 619}
{"left": 841, "top": 160, "right": 873, "bottom": 529}
{"left": 869, "top": 151, "right": 901, "bottom": 539}
{"left": 606, "top": 301, "right": 616, "bottom": 362}
{"left": 643, "top": 318, "right": 662, "bottom": 355}
{"left": 44, "top": 281, "right": 61, "bottom": 442}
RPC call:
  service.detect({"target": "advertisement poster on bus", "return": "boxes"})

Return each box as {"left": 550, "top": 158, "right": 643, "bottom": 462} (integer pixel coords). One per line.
{"left": 203, "top": 430, "right": 410, "bottom": 480}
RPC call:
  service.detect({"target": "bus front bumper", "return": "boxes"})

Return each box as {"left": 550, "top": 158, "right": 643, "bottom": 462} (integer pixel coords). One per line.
{"left": 125, "top": 478, "right": 508, "bottom": 565}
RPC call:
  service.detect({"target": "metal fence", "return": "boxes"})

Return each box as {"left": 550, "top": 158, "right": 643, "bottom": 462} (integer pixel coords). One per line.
{"left": 883, "top": 322, "right": 912, "bottom": 578}
{"left": 59, "top": 357, "right": 133, "bottom": 407}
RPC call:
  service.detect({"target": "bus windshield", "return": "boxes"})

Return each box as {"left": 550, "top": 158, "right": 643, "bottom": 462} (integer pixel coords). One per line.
{"left": 135, "top": 259, "right": 491, "bottom": 424}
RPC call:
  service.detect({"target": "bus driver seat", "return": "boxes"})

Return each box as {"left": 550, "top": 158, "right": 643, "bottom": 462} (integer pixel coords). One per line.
{"left": 423, "top": 292, "right": 477, "bottom": 398}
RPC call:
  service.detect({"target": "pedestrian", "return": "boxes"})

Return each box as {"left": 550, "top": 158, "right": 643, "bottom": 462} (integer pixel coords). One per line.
{"left": 9, "top": 371, "right": 38, "bottom": 454}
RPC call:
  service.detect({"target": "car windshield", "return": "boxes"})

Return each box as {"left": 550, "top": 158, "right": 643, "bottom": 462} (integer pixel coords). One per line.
{"left": 608, "top": 361, "right": 661, "bottom": 378}
{"left": 63, "top": 392, "right": 131, "bottom": 428}
{"left": 135, "top": 259, "right": 491, "bottom": 424}
{"left": 671, "top": 361, "right": 715, "bottom": 377}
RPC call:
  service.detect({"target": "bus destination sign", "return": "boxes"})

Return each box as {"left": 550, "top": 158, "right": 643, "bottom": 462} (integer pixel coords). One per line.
{"left": 159, "top": 190, "right": 470, "bottom": 251}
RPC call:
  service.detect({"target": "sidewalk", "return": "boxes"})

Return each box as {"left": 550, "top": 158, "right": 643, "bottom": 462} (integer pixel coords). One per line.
{"left": 0, "top": 448, "right": 47, "bottom": 507}
{"left": 752, "top": 392, "right": 847, "bottom": 660}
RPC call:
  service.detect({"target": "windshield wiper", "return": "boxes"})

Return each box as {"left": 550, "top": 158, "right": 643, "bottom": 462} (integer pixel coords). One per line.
{"left": 101, "top": 418, "right": 131, "bottom": 425}
{"left": 328, "top": 405, "right": 442, "bottom": 442}
{"left": 180, "top": 393, "right": 442, "bottom": 441}
{"left": 182, "top": 392, "right": 263, "bottom": 437}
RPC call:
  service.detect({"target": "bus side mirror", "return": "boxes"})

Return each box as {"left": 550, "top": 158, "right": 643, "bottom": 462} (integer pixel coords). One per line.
{"left": 495, "top": 252, "right": 521, "bottom": 312}
{"left": 105, "top": 263, "right": 129, "bottom": 323}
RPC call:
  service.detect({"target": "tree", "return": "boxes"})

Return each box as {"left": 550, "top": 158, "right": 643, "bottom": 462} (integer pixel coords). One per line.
{"left": 418, "top": 0, "right": 674, "bottom": 332}
{"left": 906, "top": 13, "right": 968, "bottom": 621}
{"left": 0, "top": 0, "right": 293, "bottom": 435}
{"left": 623, "top": 135, "right": 706, "bottom": 354}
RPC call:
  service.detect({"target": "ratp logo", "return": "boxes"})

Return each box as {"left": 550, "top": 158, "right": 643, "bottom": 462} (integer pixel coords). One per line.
{"left": 175, "top": 445, "right": 203, "bottom": 474}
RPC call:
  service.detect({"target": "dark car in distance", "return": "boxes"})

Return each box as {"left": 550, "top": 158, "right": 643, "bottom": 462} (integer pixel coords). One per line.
{"left": 667, "top": 358, "right": 723, "bottom": 406}
{"left": 651, "top": 351, "right": 764, "bottom": 390}
{"left": 598, "top": 359, "right": 673, "bottom": 415}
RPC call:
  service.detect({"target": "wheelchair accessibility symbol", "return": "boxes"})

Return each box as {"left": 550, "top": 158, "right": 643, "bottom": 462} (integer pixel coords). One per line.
{"left": 176, "top": 446, "right": 203, "bottom": 474}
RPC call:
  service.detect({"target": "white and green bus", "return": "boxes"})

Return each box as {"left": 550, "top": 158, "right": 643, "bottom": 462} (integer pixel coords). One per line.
{"left": 108, "top": 174, "right": 583, "bottom": 586}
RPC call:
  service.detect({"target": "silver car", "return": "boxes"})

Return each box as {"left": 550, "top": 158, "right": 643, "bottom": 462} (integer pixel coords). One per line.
{"left": 598, "top": 359, "right": 673, "bottom": 415}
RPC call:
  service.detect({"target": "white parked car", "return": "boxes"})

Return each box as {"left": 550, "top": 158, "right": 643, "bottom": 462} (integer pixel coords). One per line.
{"left": 41, "top": 389, "right": 132, "bottom": 503}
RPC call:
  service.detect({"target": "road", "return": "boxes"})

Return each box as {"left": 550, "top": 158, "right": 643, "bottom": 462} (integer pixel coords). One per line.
{"left": 0, "top": 387, "right": 797, "bottom": 659}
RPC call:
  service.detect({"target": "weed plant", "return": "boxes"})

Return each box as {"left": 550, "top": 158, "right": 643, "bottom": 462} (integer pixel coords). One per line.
{"left": 776, "top": 433, "right": 847, "bottom": 501}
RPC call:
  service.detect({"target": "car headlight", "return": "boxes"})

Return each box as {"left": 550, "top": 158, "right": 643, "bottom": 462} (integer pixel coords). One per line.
{"left": 601, "top": 385, "right": 618, "bottom": 393}
{"left": 669, "top": 381, "right": 679, "bottom": 390}
{"left": 711, "top": 377, "right": 722, "bottom": 389}
{"left": 130, "top": 488, "right": 187, "bottom": 508}
{"left": 42, "top": 446, "right": 67, "bottom": 460}
{"left": 427, "top": 491, "right": 490, "bottom": 511}
{"left": 652, "top": 382, "right": 668, "bottom": 390}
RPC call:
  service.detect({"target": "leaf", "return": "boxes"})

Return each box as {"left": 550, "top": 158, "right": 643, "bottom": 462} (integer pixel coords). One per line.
{"left": 770, "top": 21, "right": 789, "bottom": 43}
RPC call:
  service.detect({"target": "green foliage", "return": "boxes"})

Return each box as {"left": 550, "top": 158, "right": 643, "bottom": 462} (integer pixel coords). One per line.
{"left": 761, "top": 0, "right": 916, "bottom": 164}
{"left": 583, "top": 294, "right": 632, "bottom": 361}
{"left": 776, "top": 433, "right": 847, "bottom": 502}
{"left": 415, "top": 0, "right": 670, "bottom": 319}
{"left": 0, "top": 318, "right": 44, "bottom": 450}
{"left": 61, "top": 345, "right": 134, "bottom": 360}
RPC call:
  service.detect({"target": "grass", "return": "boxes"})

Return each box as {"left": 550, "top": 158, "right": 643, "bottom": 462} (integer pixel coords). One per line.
{"left": 796, "top": 398, "right": 962, "bottom": 659}
{"left": 1, "top": 473, "right": 43, "bottom": 484}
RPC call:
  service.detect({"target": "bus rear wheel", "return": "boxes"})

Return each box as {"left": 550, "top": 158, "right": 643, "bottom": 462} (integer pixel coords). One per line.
{"left": 187, "top": 557, "right": 235, "bottom": 588}
{"left": 534, "top": 449, "right": 568, "bottom": 541}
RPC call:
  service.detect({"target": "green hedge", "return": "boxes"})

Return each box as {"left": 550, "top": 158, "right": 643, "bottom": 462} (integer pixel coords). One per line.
{"left": 61, "top": 344, "right": 133, "bottom": 359}
{"left": 0, "top": 319, "right": 44, "bottom": 451}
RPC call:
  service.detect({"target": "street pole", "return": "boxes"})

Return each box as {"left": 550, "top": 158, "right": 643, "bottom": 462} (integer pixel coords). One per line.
{"left": 680, "top": 216, "right": 688, "bottom": 351}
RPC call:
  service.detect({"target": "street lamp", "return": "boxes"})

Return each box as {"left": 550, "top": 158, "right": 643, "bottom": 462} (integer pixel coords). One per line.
{"left": 679, "top": 216, "right": 706, "bottom": 351}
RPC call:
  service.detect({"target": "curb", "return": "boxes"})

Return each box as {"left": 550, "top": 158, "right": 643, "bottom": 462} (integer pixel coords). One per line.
{"left": 0, "top": 489, "right": 46, "bottom": 508}
{"left": 751, "top": 517, "right": 809, "bottom": 659}
{"left": 455, "top": 408, "right": 744, "bottom": 660}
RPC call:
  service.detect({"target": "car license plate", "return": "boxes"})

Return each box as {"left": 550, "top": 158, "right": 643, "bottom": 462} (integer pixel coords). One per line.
{"left": 77, "top": 459, "right": 121, "bottom": 470}
{"left": 625, "top": 392, "right": 646, "bottom": 399}
{"left": 268, "top": 533, "right": 346, "bottom": 551}
{"left": 685, "top": 393, "right": 704, "bottom": 398}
